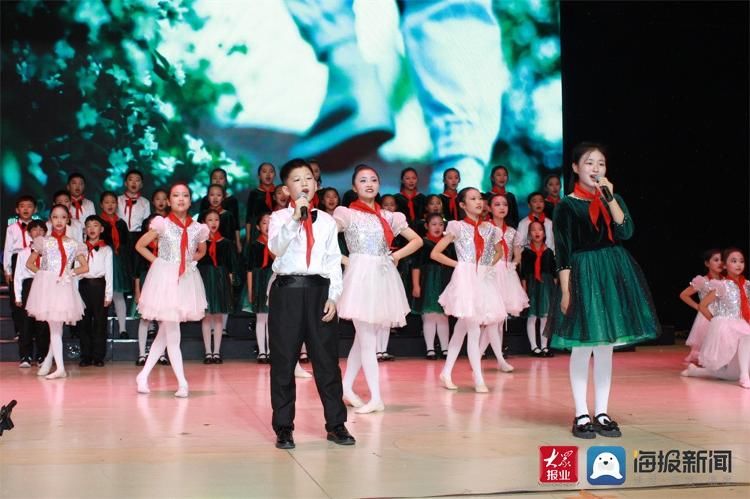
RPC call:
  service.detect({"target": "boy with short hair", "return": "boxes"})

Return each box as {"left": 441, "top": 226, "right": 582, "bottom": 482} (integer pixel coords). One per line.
{"left": 67, "top": 172, "right": 96, "bottom": 222}
{"left": 4, "top": 195, "right": 37, "bottom": 339}
{"left": 513, "top": 191, "right": 555, "bottom": 252}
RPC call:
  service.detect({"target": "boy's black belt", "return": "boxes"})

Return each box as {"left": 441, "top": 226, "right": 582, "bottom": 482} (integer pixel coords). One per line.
{"left": 273, "top": 275, "right": 329, "bottom": 288}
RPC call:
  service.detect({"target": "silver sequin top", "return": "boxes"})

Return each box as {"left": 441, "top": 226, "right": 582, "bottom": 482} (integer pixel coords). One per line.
{"left": 710, "top": 279, "right": 750, "bottom": 319}
{"left": 497, "top": 225, "right": 517, "bottom": 262}
{"left": 32, "top": 236, "right": 85, "bottom": 273}
{"left": 151, "top": 216, "right": 209, "bottom": 265}
{"left": 334, "top": 207, "right": 408, "bottom": 256}
{"left": 446, "top": 220, "right": 501, "bottom": 266}
{"left": 690, "top": 275, "right": 717, "bottom": 313}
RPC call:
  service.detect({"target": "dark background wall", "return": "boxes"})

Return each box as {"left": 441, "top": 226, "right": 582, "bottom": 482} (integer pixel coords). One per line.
{"left": 559, "top": 1, "right": 749, "bottom": 331}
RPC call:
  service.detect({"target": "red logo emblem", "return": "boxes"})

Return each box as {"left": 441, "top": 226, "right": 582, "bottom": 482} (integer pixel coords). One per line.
{"left": 539, "top": 446, "right": 578, "bottom": 484}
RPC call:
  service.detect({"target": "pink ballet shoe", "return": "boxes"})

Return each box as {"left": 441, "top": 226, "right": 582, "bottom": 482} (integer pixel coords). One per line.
{"left": 294, "top": 365, "right": 312, "bottom": 379}
{"left": 174, "top": 384, "right": 189, "bottom": 398}
{"left": 45, "top": 370, "right": 67, "bottom": 380}
{"left": 354, "top": 400, "right": 385, "bottom": 414}
{"left": 439, "top": 373, "right": 458, "bottom": 390}
{"left": 136, "top": 375, "right": 150, "bottom": 394}
{"left": 498, "top": 360, "right": 514, "bottom": 373}
{"left": 474, "top": 384, "right": 489, "bottom": 393}
{"left": 739, "top": 377, "right": 750, "bottom": 389}
{"left": 37, "top": 359, "right": 53, "bottom": 377}
{"left": 343, "top": 392, "right": 364, "bottom": 408}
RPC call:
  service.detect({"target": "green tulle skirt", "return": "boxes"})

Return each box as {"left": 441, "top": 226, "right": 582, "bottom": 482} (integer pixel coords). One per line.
{"left": 546, "top": 245, "right": 660, "bottom": 349}
{"left": 526, "top": 274, "right": 555, "bottom": 317}
{"left": 199, "top": 265, "right": 233, "bottom": 314}
{"left": 241, "top": 268, "right": 272, "bottom": 314}
{"left": 412, "top": 265, "right": 450, "bottom": 314}
{"left": 112, "top": 252, "right": 132, "bottom": 294}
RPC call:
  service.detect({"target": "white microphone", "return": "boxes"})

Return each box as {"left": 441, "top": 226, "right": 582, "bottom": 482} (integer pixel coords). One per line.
{"left": 594, "top": 175, "right": 614, "bottom": 202}
{"left": 297, "top": 192, "right": 308, "bottom": 222}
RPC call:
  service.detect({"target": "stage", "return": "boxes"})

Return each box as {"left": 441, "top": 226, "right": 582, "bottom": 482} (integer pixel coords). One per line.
{"left": 0, "top": 344, "right": 748, "bottom": 498}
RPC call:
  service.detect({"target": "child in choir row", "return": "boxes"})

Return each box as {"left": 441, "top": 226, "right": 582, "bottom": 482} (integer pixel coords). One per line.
{"left": 67, "top": 173, "right": 96, "bottom": 223}
{"left": 199, "top": 168, "right": 240, "bottom": 231}
{"left": 440, "top": 168, "right": 461, "bottom": 221}
{"left": 244, "top": 213, "right": 273, "bottom": 364}
{"left": 679, "top": 249, "right": 724, "bottom": 363}
{"left": 49, "top": 190, "right": 83, "bottom": 242}
{"left": 432, "top": 187, "right": 507, "bottom": 392}
{"left": 521, "top": 221, "right": 556, "bottom": 357}
{"left": 4, "top": 195, "right": 37, "bottom": 342}
{"left": 13, "top": 220, "right": 49, "bottom": 367}
{"left": 200, "top": 184, "right": 241, "bottom": 254}
{"left": 100, "top": 191, "right": 132, "bottom": 340}
{"left": 487, "top": 165, "right": 519, "bottom": 228}
{"left": 26, "top": 205, "right": 89, "bottom": 379}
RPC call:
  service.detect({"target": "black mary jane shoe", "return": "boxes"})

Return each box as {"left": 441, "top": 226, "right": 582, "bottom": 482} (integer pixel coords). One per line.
{"left": 572, "top": 415, "right": 596, "bottom": 439}
{"left": 593, "top": 413, "right": 622, "bottom": 437}
{"left": 376, "top": 352, "right": 384, "bottom": 362}
{"left": 425, "top": 350, "right": 437, "bottom": 361}
{"left": 299, "top": 352, "right": 310, "bottom": 364}
{"left": 275, "top": 428, "right": 295, "bottom": 449}
{"left": 531, "top": 348, "right": 543, "bottom": 357}
{"left": 158, "top": 355, "right": 170, "bottom": 366}
{"left": 441, "top": 350, "right": 448, "bottom": 359}
{"left": 326, "top": 425, "right": 356, "bottom": 446}
{"left": 203, "top": 354, "right": 213, "bottom": 365}
{"left": 135, "top": 355, "right": 146, "bottom": 367}
{"left": 541, "top": 347, "right": 554, "bottom": 358}
{"left": 257, "top": 353, "right": 268, "bottom": 364}
{"left": 382, "top": 352, "right": 395, "bottom": 361}
{"left": 212, "top": 354, "right": 223, "bottom": 364}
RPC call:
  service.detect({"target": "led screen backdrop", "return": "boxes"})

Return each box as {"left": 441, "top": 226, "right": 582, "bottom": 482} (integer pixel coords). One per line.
{"left": 1, "top": 0, "right": 561, "bottom": 225}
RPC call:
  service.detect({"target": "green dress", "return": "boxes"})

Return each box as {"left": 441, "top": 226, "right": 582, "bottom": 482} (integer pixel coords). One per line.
{"left": 197, "top": 238, "right": 236, "bottom": 314}
{"left": 242, "top": 240, "right": 273, "bottom": 314}
{"left": 520, "top": 246, "right": 556, "bottom": 317}
{"left": 546, "top": 194, "right": 660, "bottom": 349}
{"left": 411, "top": 239, "right": 455, "bottom": 314}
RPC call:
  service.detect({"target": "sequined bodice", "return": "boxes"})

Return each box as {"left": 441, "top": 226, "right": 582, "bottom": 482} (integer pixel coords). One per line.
{"left": 713, "top": 280, "right": 750, "bottom": 319}
{"left": 452, "top": 221, "right": 498, "bottom": 265}
{"left": 343, "top": 210, "right": 394, "bottom": 256}
{"left": 498, "top": 226, "right": 516, "bottom": 262}
{"left": 40, "top": 237, "right": 80, "bottom": 273}
{"left": 158, "top": 220, "right": 205, "bottom": 264}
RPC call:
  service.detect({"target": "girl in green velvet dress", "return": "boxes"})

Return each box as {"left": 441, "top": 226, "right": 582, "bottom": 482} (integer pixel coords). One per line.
{"left": 546, "top": 142, "right": 659, "bottom": 439}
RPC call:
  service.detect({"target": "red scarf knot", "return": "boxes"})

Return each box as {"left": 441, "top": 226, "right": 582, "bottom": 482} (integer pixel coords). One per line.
{"left": 491, "top": 219, "right": 510, "bottom": 263}
{"left": 311, "top": 192, "right": 320, "bottom": 209}
{"left": 86, "top": 240, "right": 106, "bottom": 262}
{"left": 426, "top": 233, "right": 442, "bottom": 244}
{"left": 492, "top": 186, "right": 507, "bottom": 196}
{"left": 208, "top": 231, "right": 222, "bottom": 267}
{"left": 531, "top": 243, "right": 547, "bottom": 282}
{"left": 260, "top": 185, "right": 275, "bottom": 211}
{"left": 730, "top": 276, "right": 750, "bottom": 322}
{"left": 257, "top": 234, "right": 270, "bottom": 268}
{"left": 148, "top": 239, "right": 159, "bottom": 257}
{"left": 443, "top": 191, "right": 458, "bottom": 220}
{"left": 462, "top": 217, "right": 485, "bottom": 266}
{"left": 100, "top": 213, "right": 121, "bottom": 253}
{"left": 573, "top": 183, "right": 614, "bottom": 242}
{"left": 350, "top": 200, "right": 394, "bottom": 249}
{"left": 290, "top": 199, "right": 315, "bottom": 268}
{"left": 400, "top": 189, "right": 419, "bottom": 221}
{"left": 72, "top": 196, "right": 84, "bottom": 220}
{"left": 51, "top": 229, "right": 67, "bottom": 277}
{"left": 124, "top": 192, "right": 141, "bottom": 228}
{"left": 545, "top": 195, "right": 560, "bottom": 205}
{"left": 18, "top": 221, "right": 28, "bottom": 248}
{"left": 528, "top": 212, "right": 546, "bottom": 224}
{"left": 168, "top": 213, "right": 193, "bottom": 277}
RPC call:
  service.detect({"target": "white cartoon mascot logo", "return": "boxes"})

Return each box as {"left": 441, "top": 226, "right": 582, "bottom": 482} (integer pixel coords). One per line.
{"left": 590, "top": 451, "right": 623, "bottom": 480}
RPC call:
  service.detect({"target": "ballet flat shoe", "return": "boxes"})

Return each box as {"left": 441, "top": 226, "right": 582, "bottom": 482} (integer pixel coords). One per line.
{"left": 440, "top": 373, "right": 458, "bottom": 390}
{"left": 354, "top": 400, "right": 385, "bottom": 414}
{"left": 343, "top": 393, "right": 364, "bottom": 408}
{"left": 45, "top": 370, "right": 67, "bottom": 380}
{"left": 174, "top": 385, "right": 189, "bottom": 398}
{"left": 474, "top": 384, "right": 489, "bottom": 393}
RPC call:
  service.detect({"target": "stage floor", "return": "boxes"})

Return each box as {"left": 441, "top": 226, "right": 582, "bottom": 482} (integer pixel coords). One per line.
{"left": 0, "top": 345, "right": 748, "bottom": 498}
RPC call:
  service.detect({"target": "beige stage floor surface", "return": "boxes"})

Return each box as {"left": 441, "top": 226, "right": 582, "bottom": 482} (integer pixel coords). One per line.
{"left": 0, "top": 345, "right": 748, "bottom": 498}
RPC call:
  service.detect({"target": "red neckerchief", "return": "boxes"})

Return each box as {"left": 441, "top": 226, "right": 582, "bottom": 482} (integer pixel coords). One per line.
{"left": 167, "top": 213, "right": 193, "bottom": 277}
{"left": 214, "top": 205, "right": 225, "bottom": 215}
{"left": 17, "top": 221, "right": 28, "bottom": 248}
{"left": 443, "top": 190, "right": 458, "bottom": 220}
{"left": 492, "top": 185, "right": 506, "bottom": 196}
{"left": 531, "top": 243, "right": 546, "bottom": 282}
{"left": 124, "top": 192, "right": 141, "bottom": 228}
{"left": 573, "top": 182, "right": 613, "bottom": 242}
{"left": 730, "top": 276, "right": 750, "bottom": 322}
{"left": 545, "top": 195, "right": 560, "bottom": 205}
{"left": 400, "top": 189, "right": 419, "bottom": 221}
{"left": 51, "top": 229, "right": 67, "bottom": 277}
{"left": 257, "top": 234, "right": 270, "bottom": 268}
{"left": 350, "top": 200, "right": 394, "bottom": 248}
{"left": 208, "top": 231, "right": 222, "bottom": 267}
{"left": 71, "top": 196, "right": 84, "bottom": 220}
{"left": 491, "top": 219, "right": 510, "bottom": 262}
{"left": 35, "top": 253, "right": 41, "bottom": 268}
{"left": 462, "top": 217, "right": 485, "bottom": 266}
{"left": 528, "top": 212, "right": 546, "bottom": 224}
{"left": 426, "top": 233, "right": 442, "bottom": 244}
{"left": 86, "top": 240, "right": 106, "bottom": 262}
{"left": 100, "top": 213, "right": 121, "bottom": 254}
{"left": 259, "top": 185, "right": 274, "bottom": 211}
{"left": 290, "top": 200, "right": 314, "bottom": 268}
{"left": 311, "top": 192, "right": 320, "bottom": 209}
{"left": 148, "top": 239, "right": 158, "bottom": 257}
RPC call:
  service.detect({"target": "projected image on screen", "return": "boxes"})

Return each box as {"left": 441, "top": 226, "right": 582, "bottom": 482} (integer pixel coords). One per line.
{"left": 1, "top": 0, "right": 560, "bottom": 224}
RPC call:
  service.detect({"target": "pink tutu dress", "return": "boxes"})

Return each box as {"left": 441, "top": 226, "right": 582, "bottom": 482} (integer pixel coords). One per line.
{"left": 493, "top": 224, "right": 529, "bottom": 316}
{"left": 25, "top": 235, "right": 86, "bottom": 324}
{"left": 438, "top": 220, "right": 507, "bottom": 325}
{"left": 699, "top": 279, "right": 750, "bottom": 370}
{"left": 685, "top": 275, "right": 716, "bottom": 352}
{"left": 334, "top": 206, "right": 411, "bottom": 327}
{"left": 137, "top": 216, "right": 209, "bottom": 322}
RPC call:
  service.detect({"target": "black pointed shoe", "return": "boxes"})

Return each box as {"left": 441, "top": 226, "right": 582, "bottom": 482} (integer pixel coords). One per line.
{"left": 326, "top": 425, "right": 355, "bottom": 446}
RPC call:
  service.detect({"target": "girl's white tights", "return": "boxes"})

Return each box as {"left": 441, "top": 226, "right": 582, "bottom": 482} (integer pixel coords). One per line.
{"left": 441, "top": 318, "right": 485, "bottom": 387}
{"left": 480, "top": 322, "right": 513, "bottom": 371}
{"left": 343, "top": 320, "right": 385, "bottom": 407}
{"left": 377, "top": 326, "right": 391, "bottom": 354}
{"left": 113, "top": 292, "right": 127, "bottom": 334}
{"left": 255, "top": 313, "right": 268, "bottom": 355}
{"left": 423, "top": 313, "right": 450, "bottom": 352}
{"left": 38, "top": 320, "right": 65, "bottom": 378}
{"left": 526, "top": 315, "right": 548, "bottom": 350}
{"left": 137, "top": 321, "right": 187, "bottom": 392}
{"left": 569, "top": 345, "right": 614, "bottom": 419}
{"left": 201, "top": 313, "right": 225, "bottom": 355}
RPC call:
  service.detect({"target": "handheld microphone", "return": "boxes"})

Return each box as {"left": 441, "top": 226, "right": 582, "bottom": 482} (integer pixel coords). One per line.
{"left": 297, "top": 192, "right": 308, "bottom": 222}
{"left": 594, "top": 176, "right": 614, "bottom": 202}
